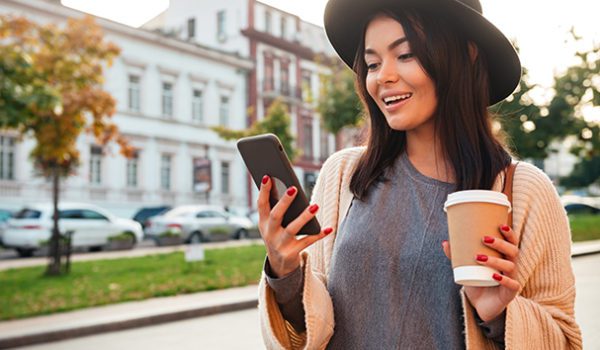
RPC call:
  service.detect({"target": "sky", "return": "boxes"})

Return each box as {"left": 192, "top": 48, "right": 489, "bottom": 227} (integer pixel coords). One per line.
{"left": 61, "top": 0, "right": 600, "bottom": 92}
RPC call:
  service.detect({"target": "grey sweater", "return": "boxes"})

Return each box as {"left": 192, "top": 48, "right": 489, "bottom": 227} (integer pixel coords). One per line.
{"left": 266, "top": 152, "right": 505, "bottom": 349}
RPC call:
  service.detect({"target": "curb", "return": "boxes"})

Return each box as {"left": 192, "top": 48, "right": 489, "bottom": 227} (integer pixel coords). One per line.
{"left": 0, "top": 299, "right": 258, "bottom": 349}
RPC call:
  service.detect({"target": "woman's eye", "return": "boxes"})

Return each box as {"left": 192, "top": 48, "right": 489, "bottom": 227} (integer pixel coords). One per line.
{"left": 398, "top": 53, "right": 414, "bottom": 61}
{"left": 367, "top": 63, "right": 379, "bottom": 70}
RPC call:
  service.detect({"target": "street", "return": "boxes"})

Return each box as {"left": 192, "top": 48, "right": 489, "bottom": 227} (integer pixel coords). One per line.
{"left": 14, "top": 254, "right": 600, "bottom": 349}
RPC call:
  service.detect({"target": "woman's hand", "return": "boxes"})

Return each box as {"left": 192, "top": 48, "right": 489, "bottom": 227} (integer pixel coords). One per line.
{"left": 257, "top": 175, "right": 333, "bottom": 278}
{"left": 442, "top": 225, "right": 521, "bottom": 322}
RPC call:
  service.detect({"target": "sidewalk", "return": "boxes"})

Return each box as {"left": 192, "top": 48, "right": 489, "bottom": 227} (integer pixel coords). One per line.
{"left": 1, "top": 240, "right": 599, "bottom": 349}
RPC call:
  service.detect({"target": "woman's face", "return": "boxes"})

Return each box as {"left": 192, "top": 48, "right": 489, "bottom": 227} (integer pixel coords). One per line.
{"left": 364, "top": 15, "right": 437, "bottom": 133}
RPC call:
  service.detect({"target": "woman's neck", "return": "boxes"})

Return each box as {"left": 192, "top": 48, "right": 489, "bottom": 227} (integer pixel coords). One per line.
{"left": 405, "top": 129, "right": 455, "bottom": 184}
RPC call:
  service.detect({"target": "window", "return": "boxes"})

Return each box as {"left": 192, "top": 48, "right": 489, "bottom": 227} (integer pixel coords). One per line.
{"left": 301, "top": 70, "right": 312, "bottom": 101}
{"left": 126, "top": 151, "right": 139, "bottom": 188}
{"left": 89, "top": 146, "right": 102, "bottom": 184}
{"left": 217, "top": 10, "right": 226, "bottom": 41}
{"left": 280, "top": 65, "right": 289, "bottom": 95}
{"left": 265, "top": 11, "right": 271, "bottom": 34}
{"left": 187, "top": 17, "right": 196, "bottom": 39}
{"left": 162, "top": 82, "right": 173, "bottom": 117}
{"left": 219, "top": 96, "right": 229, "bottom": 126}
{"left": 303, "top": 120, "right": 313, "bottom": 158}
{"left": 320, "top": 128, "right": 329, "bottom": 159}
{"left": 127, "top": 75, "right": 141, "bottom": 112}
{"left": 264, "top": 57, "right": 274, "bottom": 91}
{"left": 192, "top": 89, "right": 204, "bottom": 122}
{"left": 221, "top": 161, "right": 230, "bottom": 194}
{"left": 0, "top": 136, "right": 15, "bottom": 180}
{"left": 160, "top": 154, "right": 171, "bottom": 190}
{"left": 280, "top": 17, "right": 286, "bottom": 38}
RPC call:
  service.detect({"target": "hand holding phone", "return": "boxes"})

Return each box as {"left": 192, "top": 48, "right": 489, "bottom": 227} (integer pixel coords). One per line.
{"left": 237, "top": 134, "right": 333, "bottom": 278}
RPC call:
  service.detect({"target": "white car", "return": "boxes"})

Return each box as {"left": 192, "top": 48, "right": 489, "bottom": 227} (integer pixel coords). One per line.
{"left": 146, "top": 205, "right": 254, "bottom": 243}
{"left": 3, "top": 203, "right": 143, "bottom": 257}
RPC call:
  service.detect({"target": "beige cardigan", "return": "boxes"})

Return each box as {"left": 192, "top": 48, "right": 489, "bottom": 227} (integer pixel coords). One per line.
{"left": 258, "top": 147, "right": 582, "bottom": 350}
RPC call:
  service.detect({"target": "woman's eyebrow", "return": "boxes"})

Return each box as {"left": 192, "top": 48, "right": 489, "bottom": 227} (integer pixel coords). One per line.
{"left": 364, "top": 37, "right": 408, "bottom": 55}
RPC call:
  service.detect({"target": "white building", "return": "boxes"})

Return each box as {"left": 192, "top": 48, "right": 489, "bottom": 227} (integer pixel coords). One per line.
{"left": 0, "top": 0, "right": 254, "bottom": 217}
{"left": 149, "top": 0, "right": 339, "bottom": 205}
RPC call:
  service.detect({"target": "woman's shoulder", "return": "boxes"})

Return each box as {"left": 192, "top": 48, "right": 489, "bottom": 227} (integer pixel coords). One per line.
{"left": 513, "top": 161, "right": 562, "bottom": 208}
{"left": 321, "top": 146, "right": 366, "bottom": 172}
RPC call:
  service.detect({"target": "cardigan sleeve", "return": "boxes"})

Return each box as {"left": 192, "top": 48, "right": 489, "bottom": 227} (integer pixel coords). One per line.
{"left": 258, "top": 150, "right": 346, "bottom": 349}
{"left": 502, "top": 164, "right": 582, "bottom": 349}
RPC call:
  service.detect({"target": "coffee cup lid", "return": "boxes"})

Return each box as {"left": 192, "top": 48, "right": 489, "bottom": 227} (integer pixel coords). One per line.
{"left": 444, "top": 190, "right": 511, "bottom": 212}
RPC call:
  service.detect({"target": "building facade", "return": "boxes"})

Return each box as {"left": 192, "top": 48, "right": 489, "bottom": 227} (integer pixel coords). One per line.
{"left": 150, "top": 0, "right": 339, "bottom": 205}
{"left": 0, "top": 0, "right": 254, "bottom": 217}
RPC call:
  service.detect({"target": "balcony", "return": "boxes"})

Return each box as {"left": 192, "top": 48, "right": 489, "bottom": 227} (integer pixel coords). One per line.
{"left": 259, "top": 80, "right": 302, "bottom": 102}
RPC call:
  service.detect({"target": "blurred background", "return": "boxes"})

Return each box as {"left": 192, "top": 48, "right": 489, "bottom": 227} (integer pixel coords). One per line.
{"left": 0, "top": 0, "right": 599, "bottom": 349}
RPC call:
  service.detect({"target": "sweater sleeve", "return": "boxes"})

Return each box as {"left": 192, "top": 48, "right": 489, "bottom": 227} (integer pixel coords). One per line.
{"left": 502, "top": 164, "right": 582, "bottom": 349}
{"left": 264, "top": 259, "right": 306, "bottom": 332}
{"left": 258, "top": 150, "right": 346, "bottom": 349}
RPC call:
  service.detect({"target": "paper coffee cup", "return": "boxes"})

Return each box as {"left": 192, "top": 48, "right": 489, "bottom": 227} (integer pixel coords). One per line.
{"left": 444, "top": 190, "right": 511, "bottom": 287}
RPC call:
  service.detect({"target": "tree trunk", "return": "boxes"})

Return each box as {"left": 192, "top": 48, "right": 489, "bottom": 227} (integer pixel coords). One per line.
{"left": 46, "top": 166, "right": 62, "bottom": 276}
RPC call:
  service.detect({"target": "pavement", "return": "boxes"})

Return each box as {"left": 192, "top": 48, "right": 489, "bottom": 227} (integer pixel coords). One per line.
{"left": 1, "top": 239, "right": 599, "bottom": 349}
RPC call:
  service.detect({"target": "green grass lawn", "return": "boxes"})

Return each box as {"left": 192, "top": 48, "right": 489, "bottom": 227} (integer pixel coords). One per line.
{"left": 570, "top": 214, "right": 600, "bottom": 242}
{"left": 0, "top": 244, "right": 266, "bottom": 321}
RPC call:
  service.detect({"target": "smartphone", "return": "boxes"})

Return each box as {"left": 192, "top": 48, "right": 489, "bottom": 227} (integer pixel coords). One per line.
{"left": 236, "top": 134, "right": 321, "bottom": 235}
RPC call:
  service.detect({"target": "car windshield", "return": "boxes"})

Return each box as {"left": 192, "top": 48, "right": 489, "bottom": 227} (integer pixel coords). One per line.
{"left": 164, "top": 207, "right": 197, "bottom": 218}
{"left": 14, "top": 209, "right": 42, "bottom": 219}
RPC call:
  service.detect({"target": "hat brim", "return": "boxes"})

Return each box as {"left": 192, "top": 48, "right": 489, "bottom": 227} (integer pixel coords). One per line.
{"left": 323, "top": 0, "right": 522, "bottom": 105}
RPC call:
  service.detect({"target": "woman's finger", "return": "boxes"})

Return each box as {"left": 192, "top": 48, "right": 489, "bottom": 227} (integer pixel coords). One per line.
{"left": 256, "top": 175, "right": 272, "bottom": 228}
{"left": 295, "top": 227, "right": 334, "bottom": 253}
{"left": 499, "top": 225, "right": 518, "bottom": 246}
{"left": 284, "top": 203, "right": 321, "bottom": 236}
{"left": 442, "top": 240, "right": 452, "bottom": 260}
{"left": 481, "top": 235, "right": 519, "bottom": 260}
{"left": 492, "top": 273, "right": 521, "bottom": 292}
{"left": 475, "top": 254, "right": 516, "bottom": 274}
{"left": 269, "top": 185, "right": 298, "bottom": 228}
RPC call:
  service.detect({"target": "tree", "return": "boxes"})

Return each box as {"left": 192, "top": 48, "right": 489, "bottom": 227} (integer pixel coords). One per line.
{"left": 212, "top": 99, "right": 297, "bottom": 160}
{"left": 0, "top": 15, "right": 131, "bottom": 275}
{"left": 316, "top": 58, "right": 363, "bottom": 142}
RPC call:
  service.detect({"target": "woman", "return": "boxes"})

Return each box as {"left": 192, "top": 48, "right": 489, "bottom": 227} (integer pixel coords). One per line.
{"left": 256, "top": 0, "right": 582, "bottom": 349}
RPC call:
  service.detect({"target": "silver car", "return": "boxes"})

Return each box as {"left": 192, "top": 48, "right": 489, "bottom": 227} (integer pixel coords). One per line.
{"left": 146, "top": 205, "right": 254, "bottom": 243}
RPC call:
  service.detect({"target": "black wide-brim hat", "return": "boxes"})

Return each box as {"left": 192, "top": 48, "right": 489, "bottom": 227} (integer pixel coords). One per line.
{"left": 323, "top": 0, "right": 522, "bottom": 105}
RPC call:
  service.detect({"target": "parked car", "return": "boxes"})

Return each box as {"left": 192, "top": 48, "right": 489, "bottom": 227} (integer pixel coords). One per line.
{"left": 3, "top": 203, "right": 143, "bottom": 257}
{"left": 0, "top": 209, "right": 13, "bottom": 246}
{"left": 145, "top": 205, "right": 253, "bottom": 243}
{"left": 131, "top": 205, "right": 172, "bottom": 232}
{"left": 564, "top": 203, "right": 600, "bottom": 215}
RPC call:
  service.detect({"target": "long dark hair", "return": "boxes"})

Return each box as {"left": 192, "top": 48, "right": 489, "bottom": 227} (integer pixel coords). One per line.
{"left": 350, "top": 8, "right": 512, "bottom": 200}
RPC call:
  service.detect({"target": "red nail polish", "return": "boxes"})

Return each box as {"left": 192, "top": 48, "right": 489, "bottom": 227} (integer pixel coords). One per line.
{"left": 309, "top": 204, "right": 319, "bottom": 214}
{"left": 493, "top": 273, "right": 503, "bottom": 281}
{"left": 324, "top": 227, "right": 333, "bottom": 235}
{"left": 442, "top": 239, "right": 448, "bottom": 245}
{"left": 483, "top": 236, "right": 495, "bottom": 244}
{"left": 476, "top": 254, "right": 488, "bottom": 262}
{"left": 501, "top": 225, "right": 510, "bottom": 232}
{"left": 286, "top": 187, "right": 297, "bottom": 196}
{"left": 262, "top": 175, "right": 269, "bottom": 184}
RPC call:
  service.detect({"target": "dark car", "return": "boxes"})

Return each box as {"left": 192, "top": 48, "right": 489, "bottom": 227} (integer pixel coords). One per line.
{"left": 564, "top": 203, "right": 600, "bottom": 215}
{"left": 132, "top": 206, "right": 172, "bottom": 231}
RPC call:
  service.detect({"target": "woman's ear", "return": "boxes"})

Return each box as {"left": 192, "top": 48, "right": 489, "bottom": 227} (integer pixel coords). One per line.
{"left": 468, "top": 41, "right": 479, "bottom": 63}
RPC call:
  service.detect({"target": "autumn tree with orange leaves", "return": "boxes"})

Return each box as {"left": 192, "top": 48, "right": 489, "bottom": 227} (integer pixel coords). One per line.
{"left": 0, "top": 15, "right": 132, "bottom": 275}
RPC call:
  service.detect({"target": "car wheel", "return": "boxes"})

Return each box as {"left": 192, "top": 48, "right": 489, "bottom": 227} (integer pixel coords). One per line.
{"left": 235, "top": 229, "right": 248, "bottom": 240}
{"left": 89, "top": 246, "right": 103, "bottom": 252}
{"left": 16, "top": 248, "right": 35, "bottom": 258}
{"left": 189, "top": 232, "right": 204, "bottom": 244}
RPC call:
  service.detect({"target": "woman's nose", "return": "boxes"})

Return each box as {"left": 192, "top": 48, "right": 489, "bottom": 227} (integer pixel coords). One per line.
{"left": 376, "top": 59, "right": 399, "bottom": 85}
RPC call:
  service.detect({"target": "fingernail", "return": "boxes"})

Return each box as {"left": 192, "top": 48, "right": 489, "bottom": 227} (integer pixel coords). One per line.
{"left": 483, "top": 236, "right": 495, "bottom": 244}
{"left": 493, "top": 273, "right": 503, "bottom": 281}
{"left": 309, "top": 204, "right": 319, "bottom": 214}
{"left": 262, "top": 175, "right": 269, "bottom": 185}
{"left": 286, "top": 187, "right": 297, "bottom": 196}
{"left": 501, "top": 225, "right": 510, "bottom": 232}
{"left": 442, "top": 239, "right": 448, "bottom": 246}
{"left": 476, "top": 254, "right": 488, "bottom": 262}
{"left": 324, "top": 227, "right": 333, "bottom": 235}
